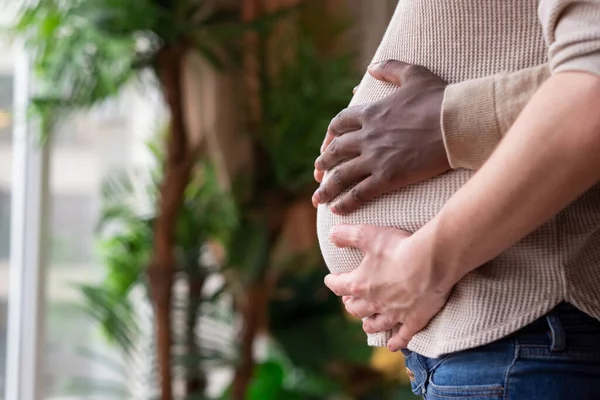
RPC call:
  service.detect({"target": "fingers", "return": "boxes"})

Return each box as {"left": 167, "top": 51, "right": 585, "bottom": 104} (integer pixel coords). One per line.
{"left": 314, "top": 131, "right": 358, "bottom": 187}
{"left": 368, "top": 60, "right": 419, "bottom": 87}
{"left": 315, "top": 133, "right": 335, "bottom": 185}
{"left": 353, "top": 85, "right": 358, "bottom": 95}
{"left": 387, "top": 323, "right": 416, "bottom": 352}
{"left": 313, "top": 159, "right": 369, "bottom": 206}
{"left": 319, "top": 104, "right": 357, "bottom": 162}
{"left": 313, "top": 168, "right": 324, "bottom": 184}
{"left": 330, "top": 176, "right": 383, "bottom": 215}
{"left": 311, "top": 185, "right": 319, "bottom": 207}
{"left": 320, "top": 131, "right": 335, "bottom": 153}
{"left": 363, "top": 314, "right": 398, "bottom": 334}
{"left": 315, "top": 133, "right": 362, "bottom": 172}
{"left": 328, "top": 224, "right": 374, "bottom": 251}
{"left": 324, "top": 270, "right": 362, "bottom": 297}
{"left": 344, "top": 297, "right": 380, "bottom": 319}
{"left": 328, "top": 106, "right": 363, "bottom": 137}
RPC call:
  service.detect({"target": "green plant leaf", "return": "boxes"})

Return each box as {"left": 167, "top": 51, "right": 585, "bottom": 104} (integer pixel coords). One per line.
{"left": 78, "top": 285, "right": 139, "bottom": 353}
{"left": 269, "top": 266, "right": 372, "bottom": 369}
{"left": 226, "top": 219, "right": 270, "bottom": 283}
{"left": 64, "top": 376, "right": 129, "bottom": 398}
{"left": 74, "top": 346, "right": 128, "bottom": 377}
{"left": 246, "top": 361, "right": 285, "bottom": 400}
{"left": 258, "top": 11, "right": 357, "bottom": 194}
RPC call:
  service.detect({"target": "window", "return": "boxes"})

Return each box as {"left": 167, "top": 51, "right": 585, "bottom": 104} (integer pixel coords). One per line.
{"left": 0, "top": 75, "right": 12, "bottom": 258}
{"left": 43, "top": 88, "right": 165, "bottom": 399}
{"left": 0, "top": 41, "right": 15, "bottom": 400}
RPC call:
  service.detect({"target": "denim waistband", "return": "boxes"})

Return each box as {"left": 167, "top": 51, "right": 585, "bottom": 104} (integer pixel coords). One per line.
{"left": 518, "top": 302, "right": 600, "bottom": 334}
{"left": 515, "top": 302, "right": 600, "bottom": 351}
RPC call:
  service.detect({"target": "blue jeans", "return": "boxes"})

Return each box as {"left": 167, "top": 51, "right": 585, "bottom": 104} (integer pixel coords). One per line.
{"left": 403, "top": 303, "right": 600, "bottom": 399}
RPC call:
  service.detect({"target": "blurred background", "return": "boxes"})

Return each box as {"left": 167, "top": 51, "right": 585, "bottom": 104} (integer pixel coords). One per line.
{"left": 0, "top": 0, "right": 416, "bottom": 399}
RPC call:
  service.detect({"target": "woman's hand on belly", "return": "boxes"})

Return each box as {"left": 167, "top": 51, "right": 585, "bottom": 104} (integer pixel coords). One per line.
{"left": 313, "top": 60, "right": 450, "bottom": 214}
{"left": 324, "top": 223, "right": 452, "bottom": 352}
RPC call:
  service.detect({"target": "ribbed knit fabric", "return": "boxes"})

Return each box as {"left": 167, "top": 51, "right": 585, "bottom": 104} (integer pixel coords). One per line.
{"left": 317, "top": 0, "right": 600, "bottom": 358}
{"left": 443, "top": 64, "right": 550, "bottom": 170}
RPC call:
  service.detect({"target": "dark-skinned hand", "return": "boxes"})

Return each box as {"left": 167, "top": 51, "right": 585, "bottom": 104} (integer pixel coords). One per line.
{"left": 313, "top": 60, "right": 451, "bottom": 214}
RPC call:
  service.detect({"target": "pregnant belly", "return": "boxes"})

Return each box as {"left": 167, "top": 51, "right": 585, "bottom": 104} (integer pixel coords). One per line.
{"left": 316, "top": 169, "right": 473, "bottom": 274}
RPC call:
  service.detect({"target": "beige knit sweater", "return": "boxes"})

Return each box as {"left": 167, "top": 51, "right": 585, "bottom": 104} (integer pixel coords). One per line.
{"left": 317, "top": 0, "right": 600, "bottom": 358}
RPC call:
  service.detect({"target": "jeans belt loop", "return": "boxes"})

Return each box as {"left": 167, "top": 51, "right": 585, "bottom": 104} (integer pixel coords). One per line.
{"left": 546, "top": 314, "right": 567, "bottom": 352}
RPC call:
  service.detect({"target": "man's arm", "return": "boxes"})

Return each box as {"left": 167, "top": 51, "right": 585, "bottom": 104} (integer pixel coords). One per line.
{"left": 313, "top": 62, "right": 549, "bottom": 213}
{"left": 324, "top": 0, "right": 600, "bottom": 350}
{"left": 442, "top": 64, "right": 550, "bottom": 170}
{"left": 419, "top": 71, "right": 600, "bottom": 291}
{"left": 440, "top": 0, "right": 600, "bottom": 170}
{"left": 416, "top": 0, "right": 600, "bottom": 288}
{"left": 326, "top": 71, "right": 600, "bottom": 351}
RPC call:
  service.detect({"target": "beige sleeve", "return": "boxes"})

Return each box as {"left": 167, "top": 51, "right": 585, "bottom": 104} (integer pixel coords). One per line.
{"left": 441, "top": 64, "right": 551, "bottom": 170}
{"left": 539, "top": 0, "right": 600, "bottom": 76}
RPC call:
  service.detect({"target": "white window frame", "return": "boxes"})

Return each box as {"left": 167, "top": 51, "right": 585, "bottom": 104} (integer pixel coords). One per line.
{"left": 4, "top": 40, "right": 50, "bottom": 400}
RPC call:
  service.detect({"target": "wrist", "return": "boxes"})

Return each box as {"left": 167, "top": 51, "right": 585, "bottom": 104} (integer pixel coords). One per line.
{"left": 402, "top": 223, "right": 461, "bottom": 295}
{"left": 409, "top": 216, "right": 470, "bottom": 294}
{"left": 441, "top": 78, "right": 500, "bottom": 170}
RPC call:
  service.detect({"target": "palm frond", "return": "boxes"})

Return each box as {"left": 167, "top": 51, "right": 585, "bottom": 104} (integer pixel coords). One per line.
{"left": 78, "top": 285, "right": 140, "bottom": 354}
{"left": 259, "top": 14, "right": 357, "bottom": 193}
{"left": 75, "top": 346, "right": 129, "bottom": 377}
{"left": 64, "top": 376, "right": 130, "bottom": 398}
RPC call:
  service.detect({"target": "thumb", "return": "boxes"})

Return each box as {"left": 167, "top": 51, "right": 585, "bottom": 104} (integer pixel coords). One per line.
{"left": 367, "top": 60, "right": 412, "bottom": 86}
{"left": 324, "top": 269, "right": 362, "bottom": 297}
{"left": 330, "top": 224, "right": 378, "bottom": 253}
{"left": 387, "top": 323, "right": 417, "bottom": 352}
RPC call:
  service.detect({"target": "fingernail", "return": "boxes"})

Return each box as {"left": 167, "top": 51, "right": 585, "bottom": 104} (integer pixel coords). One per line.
{"left": 313, "top": 191, "right": 321, "bottom": 205}
{"left": 329, "top": 204, "right": 339, "bottom": 214}
{"left": 315, "top": 158, "right": 324, "bottom": 170}
{"left": 368, "top": 61, "right": 383, "bottom": 70}
{"left": 387, "top": 342, "right": 399, "bottom": 352}
{"left": 320, "top": 142, "right": 325, "bottom": 153}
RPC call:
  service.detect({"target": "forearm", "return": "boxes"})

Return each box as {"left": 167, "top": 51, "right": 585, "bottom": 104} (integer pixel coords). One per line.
{"left": 442, "top": 64, "right": 550, "bottom": 170}
{"left": 415, "top": 72, "right": 600, "bottom": 290}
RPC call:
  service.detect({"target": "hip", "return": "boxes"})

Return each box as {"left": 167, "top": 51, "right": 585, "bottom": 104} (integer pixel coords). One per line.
{"left": 403, "top": 303, "right": 600, "bottom": 400}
